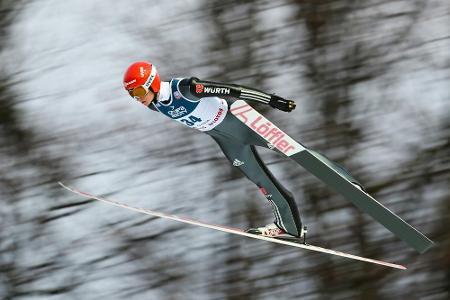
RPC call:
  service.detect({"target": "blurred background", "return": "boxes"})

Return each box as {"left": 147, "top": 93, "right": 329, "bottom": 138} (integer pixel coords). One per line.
{"left": 1, "top": 0, "right": 449, "bottom": 299}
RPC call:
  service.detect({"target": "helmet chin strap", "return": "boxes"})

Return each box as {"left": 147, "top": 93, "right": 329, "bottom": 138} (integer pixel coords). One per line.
{"left": 151, "top": 92, "right": 159, "bottom": 104}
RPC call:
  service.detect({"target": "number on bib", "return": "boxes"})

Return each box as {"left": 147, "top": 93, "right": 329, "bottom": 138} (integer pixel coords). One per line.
{"left": 180, "top": 115, "right": 203, "bottom": 126}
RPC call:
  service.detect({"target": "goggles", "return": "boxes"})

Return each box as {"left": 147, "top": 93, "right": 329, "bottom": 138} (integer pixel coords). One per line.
{"left": 128, "top": 85, "right": 151, "bottom": 100}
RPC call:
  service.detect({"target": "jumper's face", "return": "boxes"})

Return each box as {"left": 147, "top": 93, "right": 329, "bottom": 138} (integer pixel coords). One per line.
{"left": 128, "top": 86, "right": 155, "bottom": 106}
{"left": 139, "top": 90, "right": 155, "bottom": 106}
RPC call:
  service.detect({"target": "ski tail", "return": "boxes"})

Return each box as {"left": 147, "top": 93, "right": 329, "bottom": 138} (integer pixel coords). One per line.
{"left": 58, "top": 182, "right": 406, "bottom": 270}
{"left": 290, "top": 150, "right": 434, "bottom": 253}
{"left": 230, "top": 100, "right": 434, "bottom": 253}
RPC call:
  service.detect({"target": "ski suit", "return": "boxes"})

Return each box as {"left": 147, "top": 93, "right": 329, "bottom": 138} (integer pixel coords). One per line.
{"left": 133, "top": 75, "right": 434, "bottom": 254}
{"left": 149, "top": 77, "right": 302, "bottom": 236}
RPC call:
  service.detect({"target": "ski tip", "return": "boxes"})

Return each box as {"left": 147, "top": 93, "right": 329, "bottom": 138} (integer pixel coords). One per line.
{"left": 382, "top": 260, "right": 407, "bottom": 270}
{"left": 58, "top": 181, "right": 68, "bottom": 189}
{"left": 390, "top": 263, "right": 407, "bottom": 270}
{"left": 58, "top": 181, "right": 75, "bottom": 193}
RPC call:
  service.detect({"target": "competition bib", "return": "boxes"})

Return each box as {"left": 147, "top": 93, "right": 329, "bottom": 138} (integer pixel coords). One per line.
{"left": 153, "top": 79, "right": 228, "bottom": 131}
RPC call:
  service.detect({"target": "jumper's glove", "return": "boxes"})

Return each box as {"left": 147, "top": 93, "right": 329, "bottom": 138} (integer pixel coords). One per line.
{"left": 269, "top": 95, "right": 296, "bottom": 112}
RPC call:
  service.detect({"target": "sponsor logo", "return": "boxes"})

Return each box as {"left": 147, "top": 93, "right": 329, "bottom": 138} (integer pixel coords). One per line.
{"left": 168, "top": 106, "right": 188, "bottom": 118}
{"left": 212, "top": 108, "right": 224, "bottom": 122}
{"left": 174, "top": 91, "right": 182, "bottom": 99}
{"left": 267, "top": 143, "right": 275, "bottom": 149}
{"left": 250, "top": 117, "right": 296, "bottom": 154}
{"left": 195, "top": 84, "right": 231, "bottom": 95}
{"left": 144, "top": 73, "right": 156, "bottom": 88}
{"left": 230, "top": 103, "right": 304, "bottom": 156}
{"left": 124, "top": 79, "right": 136, "bottom": 87}
{"left": 140, "top": 66, "right": 145, "bottom": 77}
{"left": 265, "top": 227, "right": 283, "bottom": 237}
{"left": 233, "top": 159, "right": 244, "bottom": 167}
{"left": 196, "top": 84, "right": 204, "bottom": 93}
{"left": 197, "top": 100, "right": 228, "bottom": 131}
{"left": 204, "top": 87, "right": 231, "bottom": 94}
{"left": 204, "top": 108, "right": 224, "bottom": 127}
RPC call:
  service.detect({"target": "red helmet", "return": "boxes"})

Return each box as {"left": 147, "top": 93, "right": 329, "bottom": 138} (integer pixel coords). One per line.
{"left": 123, "top": 61, "right": 161, "bottom": 96}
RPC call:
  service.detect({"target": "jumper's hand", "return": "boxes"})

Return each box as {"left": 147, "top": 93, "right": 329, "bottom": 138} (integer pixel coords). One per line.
{"left": 269, "top": 95, "right": 296, "bottom": 112}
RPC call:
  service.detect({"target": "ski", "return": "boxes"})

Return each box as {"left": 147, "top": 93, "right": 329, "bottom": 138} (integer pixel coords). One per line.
{"left": 230, "top": 100, "right": 434, "bottom": 254}
{"left": 59, "top": 182, "right": 406, "bottom": 270}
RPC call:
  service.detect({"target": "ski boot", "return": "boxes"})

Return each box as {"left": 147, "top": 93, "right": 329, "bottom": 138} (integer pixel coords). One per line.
{"left": 246, "top": 223, "right": 303, "bottom": 239}
{"left": 246, "top": 223, "right": 309, "bottom": 244}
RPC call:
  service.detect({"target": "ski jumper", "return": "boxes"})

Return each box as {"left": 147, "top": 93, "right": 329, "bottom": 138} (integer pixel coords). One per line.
{"left": 125, "top": 62, "right": 435, "bottom": 252}
{"left": 149, "top": 77, "right": 303, "bottom": 236}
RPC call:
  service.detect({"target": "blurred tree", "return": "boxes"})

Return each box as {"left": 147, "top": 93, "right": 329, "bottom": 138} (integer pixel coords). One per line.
{"left": 0, "top": 1, "right": 81, "bottom": 298}
{"left": 288, "top": 1, "right": 449, "bottom": 299}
